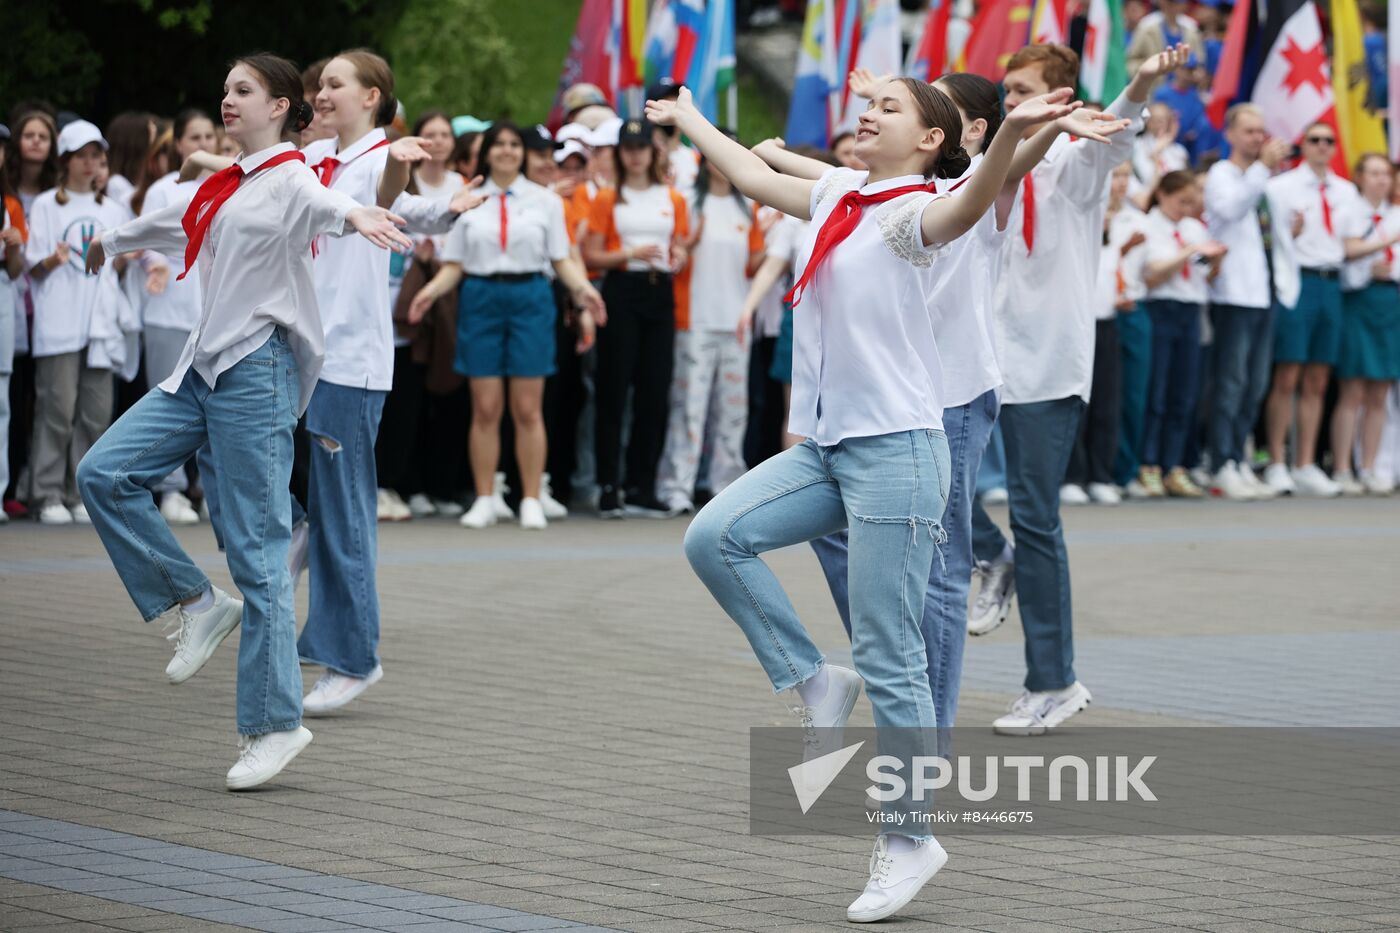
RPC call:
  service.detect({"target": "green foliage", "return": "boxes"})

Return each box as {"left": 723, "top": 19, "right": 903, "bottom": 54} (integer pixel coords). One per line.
{"left": 386, "top": 0, "right": 524, "bottom": 123}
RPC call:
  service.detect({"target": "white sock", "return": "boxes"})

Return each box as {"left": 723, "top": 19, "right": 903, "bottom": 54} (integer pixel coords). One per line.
{"left": 795, "top": 665, "right": 829, "bottom": 707}
{"left": 884, "top": 833, "right": 921, "bottom": 855}
{"left": 184, "top": 588, "right": 214, "bottom": 613}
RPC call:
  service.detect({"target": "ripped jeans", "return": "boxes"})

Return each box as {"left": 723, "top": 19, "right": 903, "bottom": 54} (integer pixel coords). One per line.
{"left": 684, "top": 429, "right": 951, "bottom": 731}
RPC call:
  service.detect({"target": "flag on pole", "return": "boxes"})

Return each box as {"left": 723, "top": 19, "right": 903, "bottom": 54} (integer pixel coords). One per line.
{"left": 1391, "top": 0, "right": 1400, "bottom": 160}
{"left": 840, "top": 0, "right": 903, "bottom": 129}
{"left": 607, "top": 0, "right": 648, "bottom": 106}
{"left": 550, "top": 0, "right": 614, "bottom": 128}
{"left": 1030, "top": 0, "right": 1070, "bottom": 45}
{"left": 786, "top": 0, "right": 835, "bottom": 145}
{"left": 1330, "top": 0, "right": 1388, "bottom": 173}
{"left": 688, "top": 0, "right": 737, "bottom": 122}
{"left": 1206, "top": 0, "right": 1255, "bottom": 127}
{"left": 1248, "top": 0, "right": 1334, "bottom": 148}
{"left": 957, "top": 0, "right": 1034, "bottom": 80}
{"left": 1079, "top": 0, "right": 1128, "bottom": 102}
{"left": 827, "top": 0, "right": 862, "bottom": 135}
{"left": 908, "top": 0, "right": 953, "bottom": 81}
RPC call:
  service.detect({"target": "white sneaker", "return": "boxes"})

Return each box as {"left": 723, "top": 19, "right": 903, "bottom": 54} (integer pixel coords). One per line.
{"left": 1332, "top": 470, "right": 1364, "bottom": 497}
{"left": 225, "top": 726, "right": 313, "bottom": 791}
{"left": 992, "top": 681, "right": 1093, "bottom": 736}
{"left": 303, "top": 665, "right": 383, "bottom": 716}
{"left": 1190, "top": 466, "right": 1213, "bottom": 490}
{"left": 1086, "top": 483, "right": 1121, "bottom": 505}
{"left": 789, "top": 665, "right": 863, "bottom": 771}
{"left": 288, "top": 520, "right": 310, "bottom": 591}
{"left": 1123, "top": 479, "right": 1151, "bottom": 500}
{"left": 69, "top": 502, "right": 91, "bottom": 524}
{"left": 539, "top": 474, "right": 569, "bottom": 519}
{"left": 38, "top": 501, "right": 73, "bottom": 525}
{"left": 981, "top": 486, "right": 1008, "bottom": 505}
{"left": 1264, "top": 462, "right": 1297, "bottom": 495}
{"left": 491, "top": 473, "right": 515, "bottom": 519}
{"left": 375, "top": 489, "right": 393, "bottom": 521}
{"left": 1059, "top": 484, "right": 1090, "bottom": 505}
{"left": 1211, "top": 461, "right": 1256, "bottom": 501}
{"left": 379, "top": 489, "right": 412, "bottom": 521}
{"left": 846, "top": 835, "right": 949, "bottom": 923}
{"left": 164, "top": 587, "right": 243, "bottom": 684}
{"left": 967, "top": 554, "right": 1015, "bottom": 636}
{"left": 519, "top": 497, "right": 548, "bottom": 530}
{"left": 161, "top": 491, "right": 200, "bottom": 525}
{"left": 459, "top": 496, "right": 498, "bottom": 529}
{"left": 1239, "top": 464, "right": 1278, "bottom": 500}
{"left": 1292, "top": 464, "right": 1340, "bottom": 498}
{"left": 433, "top": 498, "right": 465, "bottom": 517}
{"left": 407, "top": 493, "right": 438, "bottom": 517}
{"left": 1360, "top": 471, "right": 1395, "bottom": 496}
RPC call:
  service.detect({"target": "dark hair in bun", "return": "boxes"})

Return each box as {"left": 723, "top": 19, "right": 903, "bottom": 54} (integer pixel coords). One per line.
{"left": 893, "top": 77, "right": 968, "bottom": 180}
{"left": 231, "top": 52, "right": 311, "bottom": 140}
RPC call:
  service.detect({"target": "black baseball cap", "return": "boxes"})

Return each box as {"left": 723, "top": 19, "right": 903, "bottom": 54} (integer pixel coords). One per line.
{"left": 618, "top": 119, "right": 655, "bottom": 146}
{"left": 523, "top": 123, "right": 558, "bottom": 152}
{"left": 646, "top": 78, "right": 681, "bottom": 101}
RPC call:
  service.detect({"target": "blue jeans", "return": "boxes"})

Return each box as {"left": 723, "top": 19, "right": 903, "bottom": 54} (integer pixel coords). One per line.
{"left": 77, "top": 330, "right": 302, "bottom": 736}
{"left": 1142, "top": 300, "right": 1203, "bottom": 470}
{"left": 296, "top": 381, "right": 387, "bottom": 678}
{"left": 1114, "top": 305, "right": 1153, "bottom": 486}
{"left": 684, "top": 430, "right": 951, "bottom": 729}
{"left": 1210, "top": 303, "right": 1276, "bottom": 466}
{"left": 977, "top": 421, "right": 1006, "bottom": 493}
{"left": 809, "top": 391, "right": 998, "bottom": 728}
{"left": 971, "top": 397, "right": 1084, "bottom": 693}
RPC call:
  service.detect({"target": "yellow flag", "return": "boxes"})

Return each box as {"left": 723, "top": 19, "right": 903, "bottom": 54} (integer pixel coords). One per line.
{"left": 1330, "top": 0, "right": 1388, "bottom": 174}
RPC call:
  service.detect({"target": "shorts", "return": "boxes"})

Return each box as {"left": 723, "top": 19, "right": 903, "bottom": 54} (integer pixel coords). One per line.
{"left": 454, "top": 273, "right": 558, "bottom": 379}
{"left": 1273, "top": 270, "right": 1342, "bottom": 365}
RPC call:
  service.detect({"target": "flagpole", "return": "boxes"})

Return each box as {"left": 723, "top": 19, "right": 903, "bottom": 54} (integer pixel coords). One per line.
{"left": 728, "top": 83, "right": 739, "bottom": 129}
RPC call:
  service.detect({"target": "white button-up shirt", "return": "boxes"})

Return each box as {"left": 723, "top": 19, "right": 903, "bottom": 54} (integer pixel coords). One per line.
{"left": 1266, "top": 165, "right": 1354, "bottom": 269}
{"left": 24, "top": 189, "right": 133, "bottom": 357}
{"left": 1204, "top": 158, "right": 1273, "bottom": 309}
{"left": 138, "top": 172, "right": 203, "bottom": 332}
{"left": 1341, "top": 199, "right": 1400, "bottom": 291}
{"left": 931, "top": 153, "right": 1003, "bottom": 408}
{"left": 1143, "top": 208, "right": 1211, "bottom": 304}
{"left": 994, "top": 91, "right": 1144, "bottom": 404}
{"left": 102, "top": 142, "right": 360, "bottom": 415}
{"left": 441, "top": 176, "right": 569, "bottom": 276}
{"left": 789, "top": 168, "right": 948, "bottom": 445}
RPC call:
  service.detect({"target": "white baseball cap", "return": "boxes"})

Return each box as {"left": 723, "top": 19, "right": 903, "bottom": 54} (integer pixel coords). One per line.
{"left": 585, "top": 116, "right": 623, "bottom": 148}
{"left": 57, "top": 120, "right": 107, "bottom": 157}
{"left": 555, "top": 122, "right": 590, "bottom": 145}
{"left": 554, "top": 139, "right": 590, "bottom": 165}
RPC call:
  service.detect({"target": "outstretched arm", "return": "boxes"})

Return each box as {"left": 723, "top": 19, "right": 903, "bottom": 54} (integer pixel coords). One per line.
{"left": 752, "top": 139, "right": 831, "bottom": 181}
{"left": 647, "top": 88, "right": 816, "bottom": 220}
{"left": 378, "top": 136, "right": 432, "bottom": 208}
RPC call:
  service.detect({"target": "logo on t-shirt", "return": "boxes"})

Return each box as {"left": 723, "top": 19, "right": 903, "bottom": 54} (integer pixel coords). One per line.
{"left": 62, "top": 218, "right": 100, "bottom": 271}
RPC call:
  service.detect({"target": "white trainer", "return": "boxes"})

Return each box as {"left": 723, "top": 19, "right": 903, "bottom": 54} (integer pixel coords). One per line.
{"left": 491, "top": 473, "right": 515, "bottom": 519}
{"left": 992, "top": 681, "right": 1093, "bottom": 736}
{"left": 459, "top": 496, "right": 498, "bottom": 529}
{"left": 165, "top": 587, "right": 243, "bottom": 684}
{"left": 981, "top": 486, "right": 1009, "bottom": 505}
{"left": 1292, "top": 464, "right": 1340, "bottom": 497}
{"left": 433, "top": 498, "right": 465, "bottom": 517}
{"left": 1332, "top": 470, "right": 1364, "bottom": 496}
{"left": 407, "top": 493, "right": 438, "bottom": 517}
{"left": 539, "top": 473, "right": 569, "bottom": 519}
{"left": 1190, "top": 465, "right": 1213, "bottom": 490}
{"left": 225, "top": 726, "right": 313, "bottom": 791}
{"left": 1211, "top": 461, "right": 1256, "bottom": 501}
{"left": 288, "top": 520, "right": 310, "bottom": 591}
{"left": 1263, "top": 462, "right": 1297, "bottom": 495}
{"left": 519, "top": 497, "right": 548, "bottom": 530}
{"left": 1086, "top": 483, "right": 1121, "bottom": 505}
{"left": 967, "top": 554, "right": 1015, "bottom": 636}
{"left": 1360, "top": 471, "right": 1394, "bottom": 496}
{"left": 38, "top": 501, "right": 73, "bottom": 525}
{"left": 1123, "top": 479, "right": 1151, "bottom": 500}
{"left": 161, "top": 491, "right": 200, "bottom": 525}
{"left": 846, "top": 835, "right": 949, "bottom": 923}
{"left": 789, "top": 665, "right": 863, "bottom": 775}
{"left": 1059, "top": 484, "right": 1090, "bottom": 505}
{"left": 379, "top": 489, "right": 412, "bottom": 521}
{"left": 1239, "top": 464, "right": 1278, "bottom": 500}
{"left": 69, "top": 502, "right": 91, "bottom": 524}
{"left": 303, "top": 665, "right": 383, "bottom": 716}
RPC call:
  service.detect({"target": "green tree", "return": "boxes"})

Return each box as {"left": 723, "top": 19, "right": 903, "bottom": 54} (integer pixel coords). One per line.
{"left": 385, "top": 0, "right": 523, "bottom": 123}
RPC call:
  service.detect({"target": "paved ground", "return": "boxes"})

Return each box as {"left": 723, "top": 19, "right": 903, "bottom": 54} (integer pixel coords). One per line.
{"left": 2, "top": 496, "right": 1399, "bottom": 932}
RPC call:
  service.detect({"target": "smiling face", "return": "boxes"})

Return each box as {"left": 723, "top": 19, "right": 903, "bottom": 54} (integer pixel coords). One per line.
{"left": 221, "top": 63, "right": 288, "bottom": 144}
{"left": 486, "top": 129, "right": 525, "bottom": 178}
{"left": 175, "top": 117, "right": 218, "bottom": 161}
{"left": 315, "top": 57, "right": 379, "bottom": 134}
{"left": 854, "top": 80, "right": 943, "bottom": 174}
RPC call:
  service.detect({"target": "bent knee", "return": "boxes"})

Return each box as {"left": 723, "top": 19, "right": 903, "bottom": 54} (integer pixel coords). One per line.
{"left": 683, "top": 508, "right": 726, "bottom": 572}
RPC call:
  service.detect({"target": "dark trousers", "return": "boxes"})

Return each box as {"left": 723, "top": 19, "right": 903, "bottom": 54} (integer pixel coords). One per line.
{"left": 595, "top": 270, "right": 675, "bottom": 498}
{"left": 1113, "top": 305, "right": 1153, "bottom": 486}
{"left": 743, "top": 335, "right": 784, "bottom": 468}
{"left": 417, "top": 385, "right": 471, "bottom": 502}
{"left": 544, "top": 283, "right": 588, "bottom": 504}
{"left": 375, "top": 345, "right": 426, "bottom": 495}
{"left": 1142, "top": 299, "right": 1202, "bottom": 470}
{"left": 1067, "top": 318, "right": 1122, "bottom": 487}
{"left": 6, "top": 353, "right": 35, "bottom": 501}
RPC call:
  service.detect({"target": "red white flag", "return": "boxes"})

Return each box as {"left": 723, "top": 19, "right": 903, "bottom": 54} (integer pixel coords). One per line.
{"left": 1249, "top": 0, "right": 1334, "bottom": 144}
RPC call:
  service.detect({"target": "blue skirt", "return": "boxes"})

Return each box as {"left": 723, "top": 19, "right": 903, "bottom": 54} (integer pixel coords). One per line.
{"left": 1338, "top": 281, "right": 1400, "bottom": 380}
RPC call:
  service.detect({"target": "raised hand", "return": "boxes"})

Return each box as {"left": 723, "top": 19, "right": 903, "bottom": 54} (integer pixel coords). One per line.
{"left": 645, "top": 86, "right": 696, "bottom": 128}
{"left": 347, "top": 205, "right": 413, "bottom": 252}
{"left": 1260, "top": 138, "right": 1291, "bottom": 171}
{"left": 847, "top": 67, "right": 890, "bottom": 101}
{"left": 1003, "top": 88, "right": 1080, "bottom": 134}
{"left": 449, "top": 176, "right": 489, "bottom": 214}
{"left": 388, "top": 136, "right": 433, "bottom": 164}
{"left": 1056, "top": 107, "right": 1132, "bottom": 144}
{"left": 1138, "top": 43, "right": 1191, "bottom": 82}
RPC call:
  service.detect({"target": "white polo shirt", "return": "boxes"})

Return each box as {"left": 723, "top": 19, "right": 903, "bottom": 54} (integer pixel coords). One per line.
{"left": 995, "top": 91, "right": 1144, "bottom": 404}
{"left": 789, "top": 168, "right": 948, "bottom": 445}
{"left": 441, "top": 176, "right": 569, "bottom": 277}
{"left": 930, "top": 153, "right": 1003, "bottom": 408}
{"left": 686, "top": 191, "right": 755, "bottom": 332}
{"left": 1204, "top": 158, "right": 1274, "bottom": 310}
{"left": 1341, "top": 199, "right": 1400, "bottom": 291}
{"left": 102, "top": 142, "right": 360, "bottom": 415}
{"left": 139, "top": 172, "right": 203, "bottom": 332}
{"left": 1143, "top": 208, "right": 1211, "bottom": 305}
{"left": 1266, "top": 165, "right": 1354, "bottom": 270}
